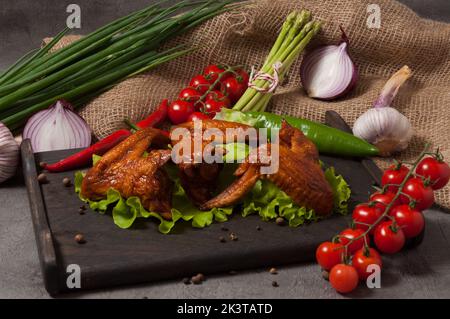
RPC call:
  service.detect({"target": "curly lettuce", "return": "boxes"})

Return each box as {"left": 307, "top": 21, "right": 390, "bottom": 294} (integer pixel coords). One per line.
{"left": 75, "top": 157, "right": 350, "bottom": 234}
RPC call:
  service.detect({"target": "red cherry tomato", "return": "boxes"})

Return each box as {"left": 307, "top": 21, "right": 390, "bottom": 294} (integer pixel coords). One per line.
{"left": 189, "top": 75, "right": 211, "bottom": 94}
{"left": 203, "top": 64, "right": 227, "bottom": 84}
{"left": 187, "top": 112, "right": 210, "bottom": 122}
{"left": 352, "top": 203, "right": 383, "bottom": 234}
{"left": 179, "top": 87, "right": 201, "bottom": 104}
{"left": 329, "top": 264, "right": 359, "bottom": 294}
{"left": 381, "top": 164, "right": 409, "bottom": 193}
{"left": 389, "top": 204, "right": 425, "bottom": 238}
{"left": 221, "top": 76, "right": 247, "bottom": 102}
{"left": 369, "top": 191, "right": 401, "bottom": 214}
{"left": 400, "top": 177, "right": 435, "bottom": 210}
{"left": 205, "top": 90, "right": 231, "bottom": 108}
{"left": 338, "top": 228, "right": 369, "bottom": 254}
{"left": 373, "top": 221, "right": 405, "bottom": 254}
{"left": 416, "top": 157, "right": 450, "bottom": 190}
{"left": 352, "top": 248, "right": 382, "bottom": 280}
{"left": 315, "top": 242, "right": 345, "bottom": 271}
{"left": 233, "top": 68, "right": 250, "bottom": 85}
{"left": 202, "top": 98, "right": 229, "bottom": 117}
{"left": 168, "top": 100, "right": 194, "bottom": 124}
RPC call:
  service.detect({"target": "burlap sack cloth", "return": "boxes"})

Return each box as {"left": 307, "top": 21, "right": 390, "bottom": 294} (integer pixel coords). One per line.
{"left": 45, "top": 0, "right": 450, "bottom": 209}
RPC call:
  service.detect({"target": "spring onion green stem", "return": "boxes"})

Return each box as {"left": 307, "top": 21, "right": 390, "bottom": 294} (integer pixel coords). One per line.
{"left": 0, "top": 0, "right": 235, "bottom": 130}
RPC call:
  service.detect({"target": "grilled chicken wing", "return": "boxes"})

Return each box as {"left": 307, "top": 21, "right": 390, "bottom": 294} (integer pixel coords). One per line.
{"left": 200, "top": 122, "right": 334, "bottom": 215}
{"left": 80, "top": 127, "right": 173, "bottom": 219}
{"left": 170, "top": 119, "right": 255, "bottom": 205}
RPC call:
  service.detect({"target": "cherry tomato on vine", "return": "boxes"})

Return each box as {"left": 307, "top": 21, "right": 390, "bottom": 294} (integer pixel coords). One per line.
{"left": 352, "top": 248, "right": 382, "bottom": 280}
{"left": 338, "top": 228, "right": 369, "bottom": 254}
{"left": 373, "top": 221, "right": 405, "bottom": 254}
{"left": 400, "top": 177, "right": 434, "bottom": 210}
{"left": 202, "top": 98, "right": 229, "bottom": 117}
{"left": 203, "top": 64, "right": 227, "bottom": 84}
{"left": 329, "top": 264, "right": 359, "bottom": 294}
{"left": 233, "top": 68, "right": 250, "bottom": 85}
{"left": 389, "top": 204, "right": 425, "bottom": 238}
{"left": 187, "top": 112, "right": 210, "bottom": 122}
{"left": 168, "top": 100, "right": 194, "bottom": 124}
{"left": 381, "top": 164, "right": 409, "bottom": 193}
{"left": 369, "top": 191, "right": 401, "bottom": 214}
{"left": 416, "top": 157, "right": 450, "bottom": 190}
{"left": 179, "top": 87, "right": 201, "bottom": 104}
{"left": 221, "top": 76, "right": 247, "bottom": 102}
{"left": 352, "top": 203, "right": 383, "bottom": 234}
{"left": 205, "top": 90, "right": 231, "bottom": 108}
{"left": 189, "top": 75, "right": 211, "bottom": 94}
{"left": 315, "top": 242, "right": 345, "bottom": 271}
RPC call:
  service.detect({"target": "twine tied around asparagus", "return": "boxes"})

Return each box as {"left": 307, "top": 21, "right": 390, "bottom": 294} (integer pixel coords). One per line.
{"left": 248, "top": 61, "right": 283, "bottom": 93}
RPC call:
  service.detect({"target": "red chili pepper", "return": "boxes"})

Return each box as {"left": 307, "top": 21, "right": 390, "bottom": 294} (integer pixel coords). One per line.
{"left": 136, "top": 99, "right": 168, "bottom": 129}
{"left": 45, "top": 129, "right": 132, "bottom": 172}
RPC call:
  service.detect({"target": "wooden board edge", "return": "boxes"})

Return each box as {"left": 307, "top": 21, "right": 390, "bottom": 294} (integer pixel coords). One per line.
{"left": 20, "top": 139, "right": 61, "bottom": 295}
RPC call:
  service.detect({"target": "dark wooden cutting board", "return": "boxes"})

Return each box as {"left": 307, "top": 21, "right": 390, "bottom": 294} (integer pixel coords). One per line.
{"left": 21, "top": 111, "right": 382, "bottom": 295}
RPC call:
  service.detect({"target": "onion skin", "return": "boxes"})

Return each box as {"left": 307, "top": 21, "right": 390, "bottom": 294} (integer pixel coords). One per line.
{"left": 23, "top": 100, "right": 91, "bottom": 153}
{"left": 300, "top": 28, "right": 358, "bottom": 100}
{"left": 0, "top": 122, "right": 19, "bottom": 183}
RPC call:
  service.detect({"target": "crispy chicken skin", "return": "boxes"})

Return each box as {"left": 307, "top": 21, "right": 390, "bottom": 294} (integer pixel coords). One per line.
{"left": 200, "top": 122, "right": 334, "bottom": 215}
{"left": 80, "top": 127, "right": 173, "bottom": 220}
{"left": 170, "top": 119, "right": 255, "bottom": 205}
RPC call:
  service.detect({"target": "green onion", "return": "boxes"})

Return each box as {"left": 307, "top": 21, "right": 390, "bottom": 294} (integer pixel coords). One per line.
{"left": 232, "top": 10, "right": 321, "bottom": 112}
{"left": 0, "top": 0, "right": 235, "bottom": 130}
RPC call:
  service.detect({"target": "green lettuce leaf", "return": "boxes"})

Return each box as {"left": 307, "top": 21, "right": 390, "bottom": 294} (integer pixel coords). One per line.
{"left": 74, "top": 155, "right": 351, "bottom": 233}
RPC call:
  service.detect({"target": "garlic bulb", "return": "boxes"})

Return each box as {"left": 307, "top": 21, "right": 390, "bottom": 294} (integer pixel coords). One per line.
{"left": 0, "top": 122, "right": 19, "bottom": 183}
{"left": 353, "top": 66, "right": 413, "bottom": 156}
{"left": 353, "top": 107, "right": 413, "bottom": 156}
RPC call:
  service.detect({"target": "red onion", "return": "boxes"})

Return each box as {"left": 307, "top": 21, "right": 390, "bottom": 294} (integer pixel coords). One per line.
{"left": 300, "top": 27, "right": 357, "bottom": 100}
{"left": 23, "top": 100, "right": 92, "bottom": 152}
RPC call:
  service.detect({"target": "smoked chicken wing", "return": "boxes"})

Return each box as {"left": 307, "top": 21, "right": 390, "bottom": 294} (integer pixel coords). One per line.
{"left": 200, "top": 122, "right": 334, "bottom": 215}
{"left": 170, "top": 119, "right": 256, "bottom": 205}
{"left": 80, "top": 127, "right": 173, "bottom": 219}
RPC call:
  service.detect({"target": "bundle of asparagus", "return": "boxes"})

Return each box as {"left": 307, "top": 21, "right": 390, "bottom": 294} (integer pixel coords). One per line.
{"left": 232, "top": 10, "right": 321, "bottom": 112}
{"left": 0, "top": 0, "right": 235, "bottom": 131}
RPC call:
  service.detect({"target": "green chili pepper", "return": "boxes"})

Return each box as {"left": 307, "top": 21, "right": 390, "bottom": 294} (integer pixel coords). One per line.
{"left": 215, "top": 109, "right": 379, "bottom": 157}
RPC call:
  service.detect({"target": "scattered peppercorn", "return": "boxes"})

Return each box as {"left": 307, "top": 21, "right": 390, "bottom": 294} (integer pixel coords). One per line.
{"left": 197, "top": 273, "right": 205, "bottom": 281}
{"left": 219, "top": 236, "right": 226, "bottom": 243}
{"left": 182, "top": 277, "right": 191, "bottom": 285}
{"left": 62, "top": 177, "right": 72, "bottom": 187}
{"left": 256, "top": 225, "right": 262, "bottom": 231}
{"left": 80, "top": 205, "right": 86, "bottom": 210}
{"left": 74, "top": 234, "right": 86, "bottom": 244}
{"left": 191, "top": 273, "right": 204, "bottom": 285}
{"left": 269, "top": 267, "right": 278, "bottom": 275}
{"left": 272, "top": 281, "right": 279, "bottom": 287}
{"left": 275, "top": 217, "right": 285, "bottom": 226}
{"left": 221, "top": 226, "right": 229, "bottom": 232}
{"left": 322, "top": 270, "right": 329, "bottom": 281}
{"left": 229, "top": 232, "right": 238, "bottom": 241}
{"left": 37, "top": 173, "right": 48, "bottom": 184}
{"left": 78, "top": 208, "right": 85, "bottom": 215}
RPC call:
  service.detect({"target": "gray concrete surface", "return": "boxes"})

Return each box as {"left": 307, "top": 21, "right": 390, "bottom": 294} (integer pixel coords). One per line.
{"left": 1, "top": 0, "right": 450, "bottom": 299}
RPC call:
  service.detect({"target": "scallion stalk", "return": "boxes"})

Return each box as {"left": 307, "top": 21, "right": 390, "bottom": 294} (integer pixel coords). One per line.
{"left": 0, "top": 0, "right": 236, "bottom": 130}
